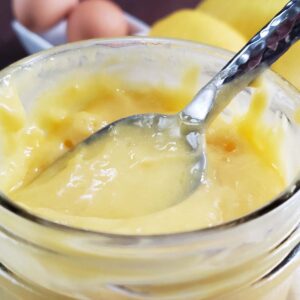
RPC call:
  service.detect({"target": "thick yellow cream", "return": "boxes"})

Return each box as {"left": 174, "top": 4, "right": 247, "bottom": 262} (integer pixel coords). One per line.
{"left": 12, "top": 121, "right": 197, "bottom": 219}
{"left": 0, "top": 74, "right": 284, "bottom": 234}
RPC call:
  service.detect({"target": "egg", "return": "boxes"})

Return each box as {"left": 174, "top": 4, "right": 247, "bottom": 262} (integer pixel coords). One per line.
{"left": 67, "top": 0, "right": 129, "bottom": 42}
{"left": 13, "top": 0, "right": 79, "bottom": 33}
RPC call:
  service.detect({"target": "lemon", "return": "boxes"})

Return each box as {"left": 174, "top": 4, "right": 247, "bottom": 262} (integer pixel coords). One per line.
{"left": 150, "top": 9, "right": 246, "bottom": 53}
{"left": 198, "top": 0, "right": 300, "bottom": 90}
{"left": 199, "top": 0, "right": 288, "bottom": 39}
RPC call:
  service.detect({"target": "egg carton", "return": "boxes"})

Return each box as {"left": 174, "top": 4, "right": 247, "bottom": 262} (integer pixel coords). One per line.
{"left": 12, "top": 13, "right": 150, "bottom": 54}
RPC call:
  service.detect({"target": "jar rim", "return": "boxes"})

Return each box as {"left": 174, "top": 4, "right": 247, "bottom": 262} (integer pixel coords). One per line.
{"left": 1, "top": 37, "right": 299, "bottom": 242}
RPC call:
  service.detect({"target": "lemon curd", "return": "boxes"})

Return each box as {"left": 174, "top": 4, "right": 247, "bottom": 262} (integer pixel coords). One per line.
{"left": 0, "top": 73, "right": 285, "bottom": 235}
{"left": 1, "top": 39, "right": 300, "bottom": 300}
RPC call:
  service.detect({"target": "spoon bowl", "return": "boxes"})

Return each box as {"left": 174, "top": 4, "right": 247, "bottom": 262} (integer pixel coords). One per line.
{"left": 89, "top": 112, "right": 207, "bottom": 189}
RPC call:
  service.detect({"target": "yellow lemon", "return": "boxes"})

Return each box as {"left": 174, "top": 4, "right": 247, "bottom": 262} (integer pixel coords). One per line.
{"left": 198, "top": 0, "right": 300, "bottom": 90}
{"left": 150, "top": 9, "right": 246, "bottom": 53}
{"left": 272, "top": 47, "right": 300, "bottom": 90}
{"left": 199, "top": 0, "right": 288, "bottom": 39}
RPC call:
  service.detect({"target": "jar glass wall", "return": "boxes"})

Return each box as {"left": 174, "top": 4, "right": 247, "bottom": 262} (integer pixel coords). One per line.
{"left": 0, "top": 38, "right": 300, "bottom": 300}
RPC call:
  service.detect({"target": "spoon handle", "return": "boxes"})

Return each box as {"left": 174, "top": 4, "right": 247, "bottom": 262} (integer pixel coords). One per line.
{"left": 182, "top": 0, "right": 300, "bottom": 125}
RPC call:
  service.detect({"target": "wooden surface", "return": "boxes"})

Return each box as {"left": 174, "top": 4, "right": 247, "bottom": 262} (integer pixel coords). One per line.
{"left": 0, "top": 0, "right": 27, "bottom": 69}
{"left": 0, "top": 0, "right": 200, "bottom": 69}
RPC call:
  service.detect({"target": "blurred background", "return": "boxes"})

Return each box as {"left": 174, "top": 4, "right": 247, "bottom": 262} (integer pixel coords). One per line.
{"left": 0, "top": 0, "right": 200, "bottom": 69}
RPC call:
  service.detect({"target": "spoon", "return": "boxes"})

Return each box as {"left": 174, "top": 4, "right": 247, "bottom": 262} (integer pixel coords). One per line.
{"left": 12, "top": 0, "right": 300, "bottom": 213}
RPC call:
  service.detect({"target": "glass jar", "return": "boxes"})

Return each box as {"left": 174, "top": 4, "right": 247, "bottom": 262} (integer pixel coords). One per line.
{"left": 0, "top": 38, "right": 300, "bottom": 300}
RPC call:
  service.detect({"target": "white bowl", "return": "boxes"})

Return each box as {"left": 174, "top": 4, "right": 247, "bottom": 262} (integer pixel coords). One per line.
{"left": 12, "top": 13, "right": 150, "bottom": 54}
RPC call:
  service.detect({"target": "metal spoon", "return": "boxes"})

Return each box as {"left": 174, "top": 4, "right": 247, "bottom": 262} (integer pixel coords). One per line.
{"left": 18, "top": 0, "right": 300, "bottom": 204}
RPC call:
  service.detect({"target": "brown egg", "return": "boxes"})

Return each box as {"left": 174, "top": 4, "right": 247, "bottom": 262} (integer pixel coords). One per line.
{"left": 13, "top": 0, "right": 79, "bottom": 33}
{"left": 67, "top": 0, "right": 129, "bottom": 42}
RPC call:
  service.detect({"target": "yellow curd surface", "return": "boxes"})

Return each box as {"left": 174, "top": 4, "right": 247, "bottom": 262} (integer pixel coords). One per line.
{"left": 0, "top": 74, "right": 284, "bottom": 234}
